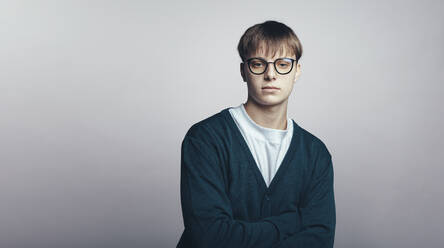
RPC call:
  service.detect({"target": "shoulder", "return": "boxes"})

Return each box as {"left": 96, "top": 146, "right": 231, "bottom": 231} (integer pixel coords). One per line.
{"left": 185, "top": 109, "right": 226, "bottom": 139}
{"left": 293, "top": 121, "right": 332, "bottom": 160}
{"left": 293, "top": 122, "right": 334, "bottom": 181}
{"left": 181, "top": 108, "right": 232, "bottom": 162}
{"left": 182, "top": 108, "right": 233, "bottom": 150}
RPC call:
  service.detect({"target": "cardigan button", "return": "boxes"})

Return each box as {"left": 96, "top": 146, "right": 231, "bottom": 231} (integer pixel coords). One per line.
{"left": 265, "top": 195, "right": 270, "bottom": 201}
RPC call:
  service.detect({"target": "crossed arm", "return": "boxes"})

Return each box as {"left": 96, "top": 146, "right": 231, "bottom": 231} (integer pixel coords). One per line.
{"left": 179, "top": 135, "right": 335, "bottom": 248}
{"left": 272, "top": 150, "right": 336, "bottom": 248}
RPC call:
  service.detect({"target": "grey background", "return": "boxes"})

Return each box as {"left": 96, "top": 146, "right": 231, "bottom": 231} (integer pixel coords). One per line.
{"left": 1, "top": 0, "right": 443, "bottom": 247}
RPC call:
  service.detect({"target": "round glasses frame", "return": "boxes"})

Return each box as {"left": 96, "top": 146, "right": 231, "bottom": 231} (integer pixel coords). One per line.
{"left": 245, "top": 57, "right": 297, "bottom": 75}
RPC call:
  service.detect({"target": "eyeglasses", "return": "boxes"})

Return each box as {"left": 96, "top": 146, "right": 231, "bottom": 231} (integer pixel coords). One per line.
{"left": 245, "top": 57, "right": 296, "bottom": 75}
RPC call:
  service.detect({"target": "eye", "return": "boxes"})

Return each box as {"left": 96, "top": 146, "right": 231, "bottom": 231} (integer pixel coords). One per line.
{"left": 276, "top": 59, "right": 291, "bottom": 68}
{"left": 250, "top": 60, "right": 265, "bottom": 68}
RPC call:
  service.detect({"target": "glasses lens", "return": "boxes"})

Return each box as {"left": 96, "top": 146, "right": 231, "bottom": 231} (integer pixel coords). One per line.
{"left": 248, "top": 59, "right": 266, "bottom": 74}
{"left": 275, "top": 59, "right": 293, "bottom": 74}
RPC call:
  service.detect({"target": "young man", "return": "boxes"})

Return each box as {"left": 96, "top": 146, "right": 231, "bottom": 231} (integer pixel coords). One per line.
{"left": 177, "top": 20, "right": 335, "bottom": 248}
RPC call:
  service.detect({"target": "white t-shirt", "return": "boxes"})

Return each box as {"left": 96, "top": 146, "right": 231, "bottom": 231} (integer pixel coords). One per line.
{"left": 228, "top": 103, "right": 294, "bottom": 187}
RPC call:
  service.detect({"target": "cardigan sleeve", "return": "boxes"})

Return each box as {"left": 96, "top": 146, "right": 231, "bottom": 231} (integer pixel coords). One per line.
{"left": 273, "top": 145, "right": 336, "bottom": 248}
{"left": 179, "top": 135, "right": 300, "bottom": 248}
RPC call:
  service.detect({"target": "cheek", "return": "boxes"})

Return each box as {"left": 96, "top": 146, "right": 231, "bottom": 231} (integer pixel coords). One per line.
{"left": 246, "top": 77, "right": 261, "bottom": 88}
{"left": 288, "top": 72, "right": 297, "bottom": 81}
{"left": 283, "top": 79, "right": 296, "bottom": 94}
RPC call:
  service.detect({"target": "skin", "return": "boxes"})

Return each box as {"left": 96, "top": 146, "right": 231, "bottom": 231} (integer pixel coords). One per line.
{"left": 240, "top": 46, "right": 302, "bottom": 130}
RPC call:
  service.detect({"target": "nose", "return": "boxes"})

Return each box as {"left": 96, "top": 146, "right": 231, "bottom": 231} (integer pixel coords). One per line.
{"left": 264, "top": 62, "right": 276, "bottom": 80}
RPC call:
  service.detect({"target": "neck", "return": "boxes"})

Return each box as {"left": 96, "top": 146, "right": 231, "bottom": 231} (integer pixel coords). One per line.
{"left": 243, "top": 97, "right": 289, "bottom": 130}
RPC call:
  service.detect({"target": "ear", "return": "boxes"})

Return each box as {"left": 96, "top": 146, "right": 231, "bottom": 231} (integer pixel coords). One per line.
{"left": 294, "top": 63, "right": 301, "bottom": 82}
{"left": 240, "top": 63, "right": 246, "bottom": 82}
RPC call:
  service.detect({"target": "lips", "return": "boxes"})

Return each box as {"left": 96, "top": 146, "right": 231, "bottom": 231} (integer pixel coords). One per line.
{"left": 262, "top": 86, "right": 280, "bottom": 89}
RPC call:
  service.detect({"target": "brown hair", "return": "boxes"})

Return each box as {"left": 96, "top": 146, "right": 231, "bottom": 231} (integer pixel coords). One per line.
{"left": 237, "top": 20, "right": 303, "bottom": 62}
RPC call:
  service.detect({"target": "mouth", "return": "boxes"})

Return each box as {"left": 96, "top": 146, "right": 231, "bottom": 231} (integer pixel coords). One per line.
{"left": 262, "top": 86, "right": 280, "bottom": 90}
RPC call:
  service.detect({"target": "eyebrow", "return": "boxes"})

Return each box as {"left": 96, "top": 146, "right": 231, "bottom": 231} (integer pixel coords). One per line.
{"left": 250, "top": 57, "right": 295, "bottom": 60}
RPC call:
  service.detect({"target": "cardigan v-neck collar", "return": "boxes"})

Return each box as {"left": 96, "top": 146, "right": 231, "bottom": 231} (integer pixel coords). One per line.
{"left": 221, "top": 107, "right": 299, "bottom": 194}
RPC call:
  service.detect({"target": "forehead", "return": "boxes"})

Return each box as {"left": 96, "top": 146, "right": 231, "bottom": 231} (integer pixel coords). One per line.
{"left": 249, "top": 42, "right": 295, "bottom": 59}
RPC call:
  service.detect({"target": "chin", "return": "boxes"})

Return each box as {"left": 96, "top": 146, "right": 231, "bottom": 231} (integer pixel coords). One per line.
{"left": 256, "top": 97, "right": 286, "bottom": 107}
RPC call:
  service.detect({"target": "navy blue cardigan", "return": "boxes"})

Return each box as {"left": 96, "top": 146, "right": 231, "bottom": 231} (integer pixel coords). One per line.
{"left": 177, "top": 107, "right": 335, "bottom": 248}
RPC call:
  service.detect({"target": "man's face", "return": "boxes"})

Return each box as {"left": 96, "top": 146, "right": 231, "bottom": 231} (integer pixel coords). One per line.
{"left": 240, "top": 47, "right": 301, "bottom": 107}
